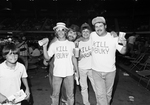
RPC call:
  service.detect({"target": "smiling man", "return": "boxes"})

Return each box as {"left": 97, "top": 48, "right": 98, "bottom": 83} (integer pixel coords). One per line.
{"left": 90, "top": 16, "right": 127, "bottom": 105}
{"left": 42, "top": 22, "right": 79, "bottom": 105}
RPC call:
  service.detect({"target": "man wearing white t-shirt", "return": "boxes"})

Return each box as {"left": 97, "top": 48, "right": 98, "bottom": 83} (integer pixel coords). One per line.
{"left": 42, "top": 22, "right": 79, "bottom": 105}
{"left": 78, "top": 23, "right": 97, "bottom": 105}
{"left": 91, "top": 16, "right": 127, "bottom": 105}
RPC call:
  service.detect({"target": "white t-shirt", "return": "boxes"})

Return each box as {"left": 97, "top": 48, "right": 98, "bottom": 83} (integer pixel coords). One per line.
{"left": 78, "top": 39, "right": 92, "bottom": 69}
{"left": 48, "top": 40, "right": 75, "bottom": 77}
{"left": 91, "top": 32, "right": 123, "bottom": 72}
{"left": 0, "top": 61, "right": 27, "bottom": 99}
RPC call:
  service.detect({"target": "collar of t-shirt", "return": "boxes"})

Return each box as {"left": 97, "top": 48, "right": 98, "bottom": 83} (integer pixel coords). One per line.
{"left": 3, "top": 60, "right": 18, "bottom": 71}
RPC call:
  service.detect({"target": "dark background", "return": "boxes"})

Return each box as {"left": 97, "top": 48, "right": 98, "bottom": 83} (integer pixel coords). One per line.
{"left": 0, "top": 0, "right": 150, "bottom": 35}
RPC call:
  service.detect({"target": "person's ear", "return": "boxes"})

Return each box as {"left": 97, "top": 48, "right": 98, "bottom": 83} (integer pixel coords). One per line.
{"left": 105, "top": 25, "right": 107, "bottom": 29}
{"left": 2, "top": 55, "right": 6, "bottom": 59}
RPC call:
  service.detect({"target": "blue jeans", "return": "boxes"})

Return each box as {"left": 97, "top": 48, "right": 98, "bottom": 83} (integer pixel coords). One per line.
{"left": 79, "top": 68, "right": 97, "bottom": 105}
{"left": 60, "top": 82, "right": 67, "bottom": 101}
{"left": 51, "top": 75, "right": 74, "bottom": 105}
{"left": 92, "top": 70, "right": 116, "bottom": 105}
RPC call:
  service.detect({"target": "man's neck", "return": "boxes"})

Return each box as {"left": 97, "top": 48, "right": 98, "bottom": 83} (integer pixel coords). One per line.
{"left": 97, "top": 31, "right": 107, "bottom": 37}
{"left": 82, "top": 38, "right": 90, "bottom": 42}
{"left": 58, "top": 37, "right": 66, "bottom": 41}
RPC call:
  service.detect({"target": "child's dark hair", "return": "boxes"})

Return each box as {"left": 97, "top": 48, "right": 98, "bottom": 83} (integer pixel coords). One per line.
{"left": 2, "top": 43, "right": 19, "bottom": 58}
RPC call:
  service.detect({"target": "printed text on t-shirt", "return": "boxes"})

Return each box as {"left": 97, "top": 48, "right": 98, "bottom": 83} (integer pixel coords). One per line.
{"left": 80, "top": 46, "right": 91, "bottom": 58}
{"left": 55, "top": 46, "right": 69, "bottom": 59}
{"left": 92, "top": 41, "right": 109, "bottom": 54}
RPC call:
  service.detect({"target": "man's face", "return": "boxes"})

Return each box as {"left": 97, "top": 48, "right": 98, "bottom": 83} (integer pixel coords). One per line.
{"left": 94, "top": 22, "right": 106, "bottom": 36}
{"left": 67, "top": 30, "right": 77, "bottom": 42}
{"left": 6, "top": 50, "right": 18, "bottom": 64}
{"left": 56, "top": 27, "right": 66, "bottom": 39}
{"left": 82, "top": 29, "right": 90, "bottom": 39}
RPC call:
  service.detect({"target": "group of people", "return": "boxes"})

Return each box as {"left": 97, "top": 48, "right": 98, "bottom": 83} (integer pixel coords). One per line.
{"left": 41, "top": 16, "right": 127, "bottom": 105}
{"left": 0, "top": 16, "right": 127, "bottom": 105}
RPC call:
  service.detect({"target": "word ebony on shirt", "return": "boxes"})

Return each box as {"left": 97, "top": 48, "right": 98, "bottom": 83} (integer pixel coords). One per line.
{"left": 80, "top": 52, "right": 92, "bottom": 59}
{"left": 80, "top": 46, "right": 91, "bottom": 58}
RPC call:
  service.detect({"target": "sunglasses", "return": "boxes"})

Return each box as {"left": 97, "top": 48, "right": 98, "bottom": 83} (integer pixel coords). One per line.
{"left": 56, "top": 28, "right": 66, "bottom": 32}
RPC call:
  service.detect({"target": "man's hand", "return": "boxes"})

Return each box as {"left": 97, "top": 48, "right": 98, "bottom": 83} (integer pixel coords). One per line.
{"left": 110, "top": 31, "right": 118, "bottom": 38}
{"left": 42, "top": 38, "right": 49, "bottom": 47}
{"left": 43, "top": 59, "right": 49, "bottom": 66}
{"left": 118, "top": 32, "right": 126, "bottom": 46}
{"left": 120, "top": 39, "right": 127, "bottom": 47}
{"left": 38, "top": 38, "right": 49, "bottom": 47}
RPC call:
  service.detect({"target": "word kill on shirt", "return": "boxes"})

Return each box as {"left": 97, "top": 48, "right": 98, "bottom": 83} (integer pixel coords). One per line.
{"left": 92, "top": 41, "right": 109, "bottom": 54}
{"left": 55, "top": 46, "right": 69, "bottom": 59}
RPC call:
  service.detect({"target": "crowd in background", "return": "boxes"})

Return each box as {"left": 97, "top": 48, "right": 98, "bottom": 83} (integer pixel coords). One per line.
{"left": 0, "top": 16, "right": 150, "bottom": 105}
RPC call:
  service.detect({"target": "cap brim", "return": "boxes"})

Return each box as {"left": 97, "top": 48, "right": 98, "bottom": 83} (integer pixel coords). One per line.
{"left": 53, "top": 26, "right": 68, "bottom": 30}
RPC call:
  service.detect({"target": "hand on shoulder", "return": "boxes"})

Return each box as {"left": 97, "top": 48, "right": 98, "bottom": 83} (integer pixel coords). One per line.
{"left": 110, "top": 31, "right": 118, "bottom": 38}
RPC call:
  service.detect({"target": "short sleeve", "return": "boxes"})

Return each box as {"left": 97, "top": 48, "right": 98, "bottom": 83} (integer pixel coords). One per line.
{"left": 22, "top": 64, "right": 28, "bottom": 78}
{"left": 47, "top": 43, "right": 55, "bottom": 58}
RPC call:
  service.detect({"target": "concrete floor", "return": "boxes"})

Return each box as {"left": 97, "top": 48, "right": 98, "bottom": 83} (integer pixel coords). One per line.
{"left": 22, "top": 65, "right": 150, "bottom": 105}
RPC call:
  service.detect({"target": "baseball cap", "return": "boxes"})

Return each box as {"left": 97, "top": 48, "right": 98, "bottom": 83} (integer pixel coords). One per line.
{"left": 92, "top": 16, "right": 106, "bottom": 25}
{"left": 80, "top": 23, "right": 91, "bottom": 31}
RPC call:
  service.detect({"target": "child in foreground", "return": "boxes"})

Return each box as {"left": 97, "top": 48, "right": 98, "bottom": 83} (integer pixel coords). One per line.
{"left": 0, "top": 43, "right": 30, "bottom": 105}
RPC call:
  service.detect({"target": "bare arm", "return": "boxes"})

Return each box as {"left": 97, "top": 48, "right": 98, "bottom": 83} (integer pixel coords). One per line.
{"left": 72, "top": 56, "right": 79, "bottom": 78}
{"left": 43, "top": 43, "right": 51, "bottom": 61}
{"left": 74, "top": 37, "right": 84, "bottom": 43}
{"left": 120, "top": 46, "right": 127, "bottom": 54}
{"left": 22, "top": 78, "right": 30, "bottom": 100}
{"left": 41, "top": 38, "right": 51, "bottom": 61}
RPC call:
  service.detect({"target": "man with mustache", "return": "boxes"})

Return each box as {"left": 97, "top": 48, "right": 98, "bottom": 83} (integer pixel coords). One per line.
{"left": 90, "top": 16, "right": 127, "bottom": 105}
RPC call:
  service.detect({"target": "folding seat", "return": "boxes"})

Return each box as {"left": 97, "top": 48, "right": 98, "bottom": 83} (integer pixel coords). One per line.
{"left": 138, "top": 56, "right": 150, "bottom": 71}
{"left": 135, "top": 55, "right": 150, "bottom": 89}
{"left": 130, "top": 53, "right": 146, "bottom": 71}
{"left": 136, "top": 70, "right": 150, "bottom": 89}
